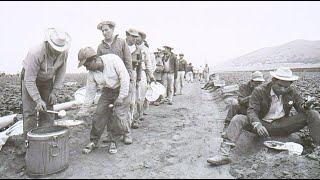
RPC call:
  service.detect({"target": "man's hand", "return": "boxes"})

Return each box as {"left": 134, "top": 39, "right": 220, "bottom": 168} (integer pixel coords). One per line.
{"left": 48, "top": 92, "right": 57, "bottom": 105}
{"left": 114, "top": 97, "right": 124, "bottom": 106}
{"left": 74, "top": 108, "right": 88, "bottom": 119}
{"left": 304, "top": 96, "right": 316, "bottom": 110}
{"left": 150, "top": 77, "right": 156, "bottom": 83}
{"left": 256, "top": 124, "right": 269, "bottom": 137}
{"left": 36, "top": 99, "right": 47, "bottom": 112}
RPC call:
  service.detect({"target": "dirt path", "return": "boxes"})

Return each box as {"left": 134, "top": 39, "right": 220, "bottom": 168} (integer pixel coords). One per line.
{"left": 60, "top": 80, "right": 234, "bottom": 179}
{"left": 2, "top": 77, "right": 319, "bottom": 179}
{"left": 0, "top": 80, "right": 235, "bottom": 178}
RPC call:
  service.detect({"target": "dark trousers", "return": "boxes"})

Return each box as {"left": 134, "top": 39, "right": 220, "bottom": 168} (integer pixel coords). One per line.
{"left": 22, "top": 78, "right": 54, "bottom": 140}
{"left": 225, "top": 110, "right": 320, "bottom": 145}
{"left": 90, "top": 87, "right": 131, "bottom": 144}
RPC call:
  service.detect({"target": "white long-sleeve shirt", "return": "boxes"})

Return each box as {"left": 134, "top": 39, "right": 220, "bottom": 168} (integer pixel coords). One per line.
{"left": 82, "top": 54, "right": 130, "bottom": 108}
{"left": 262, "top": 88, "right": 285, "bottom": 122}
{"left": 138, "top": 44, "right": 154, "bottom": 79}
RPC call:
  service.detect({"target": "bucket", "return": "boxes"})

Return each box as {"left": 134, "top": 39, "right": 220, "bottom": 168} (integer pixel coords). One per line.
{"left": 26, "top": 126, "right": 70, "bottom": 176}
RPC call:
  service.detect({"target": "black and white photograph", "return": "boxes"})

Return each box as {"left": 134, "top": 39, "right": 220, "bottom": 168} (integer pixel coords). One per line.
{"left": 0, "top": 1, "right": 320, "bottom": 179}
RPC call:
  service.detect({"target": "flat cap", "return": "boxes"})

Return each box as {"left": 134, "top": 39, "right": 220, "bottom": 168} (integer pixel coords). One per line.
{"left": 97, "top": 20, "right": 116, "bottom": 30}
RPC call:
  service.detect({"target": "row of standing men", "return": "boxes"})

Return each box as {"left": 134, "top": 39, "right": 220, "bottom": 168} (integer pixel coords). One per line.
{"left": 20, "top": 20, "right": 192, "bottom": 154}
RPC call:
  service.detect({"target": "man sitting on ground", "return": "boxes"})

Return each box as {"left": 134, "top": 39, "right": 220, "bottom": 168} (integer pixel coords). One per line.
{"left": 207, "top": 67, "right": 320, "bottom": 166}
{"left": 224, "top": 71, "right": 265, "bottom": 129}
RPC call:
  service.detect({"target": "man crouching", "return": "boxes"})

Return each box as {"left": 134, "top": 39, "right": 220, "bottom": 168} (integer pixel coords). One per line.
{"left": 77, "top": 47, "right": 132, "bottom": 154}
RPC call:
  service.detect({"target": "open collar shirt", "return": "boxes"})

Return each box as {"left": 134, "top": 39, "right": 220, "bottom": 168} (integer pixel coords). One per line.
{"left": 262, "top": 88, "right": 285, "bottom": 123}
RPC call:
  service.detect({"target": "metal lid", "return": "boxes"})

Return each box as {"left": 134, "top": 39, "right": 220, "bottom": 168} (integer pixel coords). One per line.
{"left": 27, "top": 126, "right": 69, "bottom": 141}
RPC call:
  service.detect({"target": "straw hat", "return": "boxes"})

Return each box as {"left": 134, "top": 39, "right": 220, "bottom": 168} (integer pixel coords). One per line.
{"left": 251, "top": 71, "right": 265, "bottom": 82}
{"left": 269, "top": 67, "right": 299, "bottom": 81}
{"left": 163, "top": 42, "right": 174, "bottom": 50}
{"left": 45, "top": 28, "right": 71, "bottom": 52}
{"left": 126, "top": 28, "right": 140, "bottom": 37}
{"left": 138, "top": 30, "right": 146, "bottom": 40}
{"left": 97, "top": 20, "right": 116, "bottom": 30}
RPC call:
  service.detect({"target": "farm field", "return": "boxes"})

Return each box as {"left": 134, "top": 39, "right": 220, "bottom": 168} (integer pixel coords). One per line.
{"left": 0, "top": 70, "right": 319, "bottom": 178}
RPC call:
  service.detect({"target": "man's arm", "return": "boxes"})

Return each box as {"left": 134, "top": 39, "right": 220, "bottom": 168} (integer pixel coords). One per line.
{"left": 96, "top": 43, "right": 102, "bottom": 56}
{"left": 247, "top": 88, "right": 263, "bottom": 124}
{"left": 122, "top": 40, "right": 133, "bottom": 81}
{"left": 143, "top": 48, "right": 155, "bottom": 79}
{"left": 82, "top": 72, "right": 98, "bottom": 109}
{"left": 23, "top": 52, "right": 42, "bottom": 103}
{"left": 173, "top": 56, "right": 178, "bottom": 79}
{"left": 237, "top": 83, "right": 251, "bottom": 105}
{"left": 115, "top": 58, "right": 130, "bottom": 100}
{"left": 292, "top": 88, "right": 309, "bottom": 112}
{"left": 183, "top": 60, "right": 188, "bottom": 73}
{"left": 52, "top": 52, "right": 68, "bottom": 95}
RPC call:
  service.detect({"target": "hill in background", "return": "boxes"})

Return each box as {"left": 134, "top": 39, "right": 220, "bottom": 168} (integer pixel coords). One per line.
{"left": 215, "top": 39, "right": 320, "bottom": 72}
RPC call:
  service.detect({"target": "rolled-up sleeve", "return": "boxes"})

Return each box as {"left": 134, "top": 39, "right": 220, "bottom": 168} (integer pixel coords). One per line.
{"left": 24, "top": 52, "right": 42, "bottom": 103}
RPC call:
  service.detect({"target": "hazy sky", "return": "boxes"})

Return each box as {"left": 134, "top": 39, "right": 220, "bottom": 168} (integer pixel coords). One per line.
{"left": 1, "top": 1, "right": 320, "bottom": 74}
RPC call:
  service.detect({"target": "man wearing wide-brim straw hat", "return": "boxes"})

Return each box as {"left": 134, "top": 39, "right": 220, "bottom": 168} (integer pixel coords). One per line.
{"left": 21, "top": 28, "right": 71, "bottom": 142}
{"left": 208, "top": 66, "right": 320, "bottom": 166}
{"left": 161, "top": 43, "right": 178, "bottom": 105}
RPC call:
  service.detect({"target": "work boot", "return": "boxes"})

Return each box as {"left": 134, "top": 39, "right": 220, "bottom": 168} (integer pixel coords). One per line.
{"left": 207, "top": 141, "right": 234, "bottom": 166}
{"left": 131, "top": 121, "right": 139, "bottom": 129}
{"left": 123, "top": 134, "right": 133, "bottom": 144}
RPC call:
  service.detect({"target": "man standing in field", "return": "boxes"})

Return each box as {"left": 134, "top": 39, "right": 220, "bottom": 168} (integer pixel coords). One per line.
{"left": 203, "top": 64, "right": 210, "bottom": 83}
{"left": 95, "top": 20, "right": 133, "bottom": 143}
{"left": 125, "top": 28, "right": 142, "bottom": 129}
{"left": 161, "top": 44, "right": 178, "bottom": 105}
{"left": 175, "top": 53, "right": 188, "bottom": 95}
{"left": 96, "top": 20, "right": 133, "bottom": 82}
{"left": 131, "top": 30, "right": 155, "bottom": 128}
{"left": 78, "top": 47, "right": 131, "bottom": 154}
{"left": 21, "top": 28, "right": 71, "bottom": 141}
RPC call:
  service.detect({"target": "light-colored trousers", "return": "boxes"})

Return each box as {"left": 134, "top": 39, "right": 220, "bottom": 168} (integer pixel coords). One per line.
{"left": 129, "top": 70, "right": 137, "bottom": 124}
{"left": 186, "top": 72, "right": 193, "bottom": 82}
{"left": 134, "top": 70, "right": 147, "bottom": 122}
{"left": 161, "top": 72, "right": 175, "bottom": 102}
{"left": 175, "top": 71, "right": 185, "bottom": 93}
{"left": 203, "top": 72, "right": 209, "bottom": 83}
